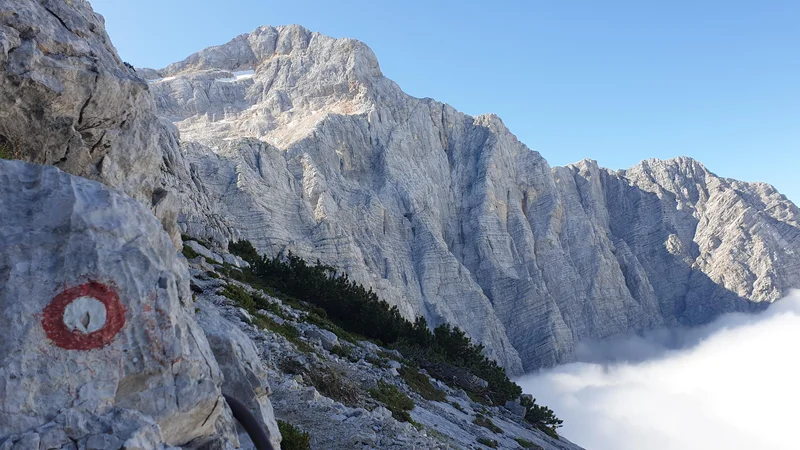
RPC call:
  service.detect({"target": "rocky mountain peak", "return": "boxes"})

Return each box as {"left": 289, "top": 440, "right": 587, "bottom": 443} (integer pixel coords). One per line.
{"left": 148, "top": 25, "right": 800, "bottom": 374}
{"left": 151, "top": 24, "right": 382, "bottom": 84}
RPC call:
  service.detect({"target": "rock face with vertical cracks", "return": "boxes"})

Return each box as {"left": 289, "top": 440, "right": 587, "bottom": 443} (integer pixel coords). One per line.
{"left": 147, "top": 25, "right": 800, "bottom": 373}
{"left": 0, "top": 0, "right": 183, "bottom": 246}
{"left": 0, "top": 160, "right": 223, "bottom": 446}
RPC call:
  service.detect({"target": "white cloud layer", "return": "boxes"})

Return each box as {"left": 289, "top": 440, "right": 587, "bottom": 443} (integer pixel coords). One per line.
{"left": 516, "top": 291, "right": 800, "bottom": 450}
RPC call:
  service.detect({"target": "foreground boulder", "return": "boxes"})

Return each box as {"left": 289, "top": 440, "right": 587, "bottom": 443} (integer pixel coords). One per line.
{"left": 196, "top": 300, "right": 282, "bottom": 450}
{"left": 0, "top": 0, "right": 185, "bottom": 246}
{"left": 0, "top": 160, "right": 223, "bottom": 446}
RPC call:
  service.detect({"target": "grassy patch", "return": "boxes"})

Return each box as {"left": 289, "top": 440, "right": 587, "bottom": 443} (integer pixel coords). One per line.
{"left": 0, "top": 137, "right": 19, "bottom": 160}
{"left": 477, "top": 437, "right": 498, "bottom": 448}
{"left": 182, "top": 243, "right": 201, "bottom": 259}
{"left": 515, "top": 437, "right": 543, "bottom": 449}
{"left": 400, "top": 365, "right": 446, "bottom": 402}
{"left": 262, "top": 317, "right": 312, "bottom": 353}
{"left": 279, "top": 359, "right": 360, "bottom": 407}
{"left": 277, "top": 420, "right": 311, "bottom": 450}
{"left": 329, "top": 344, "right": 352, "bottom": 360}
{"left": 467, "top": 390, "right": 492, "bottom": 405}
{"left": 218, "top": 284, "right": 312, "bottom": 353}
{"left": 538, "top": 425, "right": 560, "bottom": 440}
{"left": 305, "top": 365, "right": 360, "bottom": 407}
{"left": 449, "top": 401, "right": 466, "bottom": 413}
{"left": 424, "top": 426, "right": 449, "bottom": 443}
{"left": 474, "top": 414, "right": 504, "bottom": 434}
{"left": 366, "top": 354, "right": 390, "bottom": 368}
{"left": 369, "top": 381, "right": 414, "bottom": 422}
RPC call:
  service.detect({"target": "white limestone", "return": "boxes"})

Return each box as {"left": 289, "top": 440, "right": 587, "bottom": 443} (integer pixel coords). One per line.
{"left": 149, "top": 26, "right": 800, "bottom": 373}
{"left": 0, "top": 160, "right": 223, "bottom": 445}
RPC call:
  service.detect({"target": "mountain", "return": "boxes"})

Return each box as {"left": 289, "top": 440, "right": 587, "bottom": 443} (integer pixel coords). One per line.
{"left": 143, "top": 25, "right": 800, "bottom": 373}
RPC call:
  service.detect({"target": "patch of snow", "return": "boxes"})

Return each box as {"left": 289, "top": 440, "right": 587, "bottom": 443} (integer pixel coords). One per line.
{"left": 218, "top": 70, "right": 255, "bottom": 83}
{"left": 148, "top": 76, "right": 176, "bottom": 83}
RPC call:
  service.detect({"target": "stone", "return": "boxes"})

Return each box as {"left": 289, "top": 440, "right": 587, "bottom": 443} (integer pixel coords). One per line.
{"left": 222, "top": 254, "right": 240, "bottom": 267}
{"left": 0, "top": 160, "right": 223, "bottom": 445}
{"left": 85, "top": 434, "right": 124, "bottom": 450}
{"left": 371, "top": 407, "right": 392, "bottom": 420}
{"left": 186, "top": 241, "right": 223, "bottom": 264}
{"left": 0, "top": 0, "right": 184, "bottom": 246}
{"left": 301, "top": 388, "right": 321, "bottom": 402}
{"left": 1, "top": 408, "right": 171, "bottom": 450}
{"left": 504, "top": 400, "right": 527, "bottom": 418}
{"left": 305, "top": 328, "right": 339, "bottom": 351}
{"left": 189, "top": 256, "right": 215, "bottom": 272}
{"left": 195, "top": 300, "right": 282, "bottom": 450}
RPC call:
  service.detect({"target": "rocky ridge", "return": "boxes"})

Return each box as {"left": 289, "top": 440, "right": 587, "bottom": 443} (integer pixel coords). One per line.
{"left": 145, "top": 25, "right": 800, "bottom": 372}
{"left": 185, "top": 239, "right": 583, "bottom": 450}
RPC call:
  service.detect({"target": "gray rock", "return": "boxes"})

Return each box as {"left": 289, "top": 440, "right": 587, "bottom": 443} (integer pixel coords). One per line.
{"left": 2, "top": 408, "right": 171, "bottom": 450}
{"left": 305, "top": 328, "right": 339, "bottom": 351}
{"left": 85, "top": 434, "right": 123, "bottom": 450}
{"left": 189, "top": 256, "right": 215, "bottom": 272}
{"left": 0, "top": 160, "right": 222, "bottom": 445}
{"left": 503, "top": 400, "right": 527, "bottom": 418}
{"left": 148, "top": 25, "right": 800, "bottom": 373}
{"left": 0, "top": 0, "right": 183, "bottom": 246}
{"left": 371, "top": 407, "right": 392, "bottom": 420}
{"left": 301, "top": 388, "right": 322, "bottom": 402}
{"left": 222, "top": 254, "right": 240, "bottom": 267}
{"left": 195, "top": 300, "right": 282, "bottom": 450}
{"left": 186, "top": 241, "right": 223, "bottom": 264}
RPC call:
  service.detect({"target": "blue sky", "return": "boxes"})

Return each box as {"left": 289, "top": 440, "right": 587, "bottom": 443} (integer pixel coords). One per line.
{"left": 90, "top": 0, "right": 800, "bottom": 204}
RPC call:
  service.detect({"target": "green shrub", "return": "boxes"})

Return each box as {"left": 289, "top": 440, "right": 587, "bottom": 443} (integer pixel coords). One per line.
{"left": 305, "top": 365, "right": 360, "bottom": 407}
{"left": 520, "top": 396, "right": 562, "bottom": 438}
{"left": 218, "top": 284, "right": 257, "bottom": 310}
{"left": 0, "top": 137, "right": 19, "bottom": 160}
{"left": 227, "top": 241, "right": 527, "bottom": 407}
{"left": 400, "top": 365, "right": 446, "bottom": 402}
{"left": 277, "top": 420, "right": 311, "bottom": 450}
{"left": 515, "top": 437, "right": 543, "bottom": 449}
{"left": 368, "top": 381, "right": 414, "bottom": 422}
{"left": 477, "top": 437, "right": 498, "bottom": 448}
{"left": 182, "top": 243, "right": 201, "bottom": 259}
{"left": 474, "top": 414, "right": 504, "bottom": 434}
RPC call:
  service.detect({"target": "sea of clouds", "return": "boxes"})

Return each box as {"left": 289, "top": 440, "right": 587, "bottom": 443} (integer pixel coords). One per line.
{"left": 516, "top": 291, "right": 800, "bottom": 450}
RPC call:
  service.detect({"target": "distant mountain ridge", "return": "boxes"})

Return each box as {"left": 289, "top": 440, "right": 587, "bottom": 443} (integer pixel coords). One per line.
{"left": 145, "top": 25, "right": 800, "bottom": 373}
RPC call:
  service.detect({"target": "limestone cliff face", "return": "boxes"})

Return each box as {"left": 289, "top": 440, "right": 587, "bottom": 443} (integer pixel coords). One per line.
{"left": 146, "top": 26, "right": 800, "bottom": 373}
{"left": 0, "top": 0, "right": 183, "bottom": 246}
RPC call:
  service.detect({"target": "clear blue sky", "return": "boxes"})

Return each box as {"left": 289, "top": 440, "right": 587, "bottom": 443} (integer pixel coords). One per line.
{"left": 90, "top": 0, "right": 800, "bottom": 204}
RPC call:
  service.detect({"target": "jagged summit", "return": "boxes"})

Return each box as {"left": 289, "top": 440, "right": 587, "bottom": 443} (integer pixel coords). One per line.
{"left": 149, "top": 25, "right": 381, "bottom": 78}
{"left": 140, "top": 25, "right": 800, "bottom": 374}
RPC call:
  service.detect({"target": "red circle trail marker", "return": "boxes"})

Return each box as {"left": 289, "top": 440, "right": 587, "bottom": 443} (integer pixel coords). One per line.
{"left": 42, "top": 281, "right": 126, "bottom": 350}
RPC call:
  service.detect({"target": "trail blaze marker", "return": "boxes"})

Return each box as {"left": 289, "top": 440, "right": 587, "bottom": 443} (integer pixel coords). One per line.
{"left": 42, "top": 281, "right": 126, "bottom": 350}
